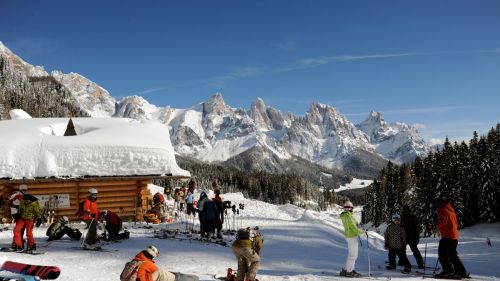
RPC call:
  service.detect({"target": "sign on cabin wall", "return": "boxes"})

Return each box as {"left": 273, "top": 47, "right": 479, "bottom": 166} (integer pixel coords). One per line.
{"left": 35, "top": 194, "right": 70, "bottom": 209}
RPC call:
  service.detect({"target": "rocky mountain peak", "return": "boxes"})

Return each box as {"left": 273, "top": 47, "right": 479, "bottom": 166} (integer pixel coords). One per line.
{"left": 249, "top": 97, "right": 273, "bottom": 130}
{"left": 0, "top": 42, "right": 48, "bottom": 77}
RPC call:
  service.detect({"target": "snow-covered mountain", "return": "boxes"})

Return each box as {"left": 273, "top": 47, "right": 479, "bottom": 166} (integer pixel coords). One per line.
{"left": 116, "top": 92, "right": 428, "bottom": 175}
{"left": 356, "top": 111, "right": 430, "bottom": 163}
{"left": 0, "top": 42, "right": 430, "bottom": 177}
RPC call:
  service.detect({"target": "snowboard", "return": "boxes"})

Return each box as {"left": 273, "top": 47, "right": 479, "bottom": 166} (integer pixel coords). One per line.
{"left": 1, "top": 261, "right": 60, "bottom": 279}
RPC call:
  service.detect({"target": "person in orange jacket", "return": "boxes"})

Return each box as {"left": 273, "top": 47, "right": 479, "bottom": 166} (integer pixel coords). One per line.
{"left": 82, "top": 188, "right": 100, "bottom": 250}
{"left": 130, "top": 246, "right": 199, "bottom": 281}
{"left": 435, "top": 200, "right": 468, "bottom": 279}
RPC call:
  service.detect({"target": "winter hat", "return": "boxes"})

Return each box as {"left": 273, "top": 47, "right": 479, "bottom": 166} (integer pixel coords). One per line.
{"left": 19, "top": 184, "right": 28, "bottom": 192}
{"left": 343, "top": 201, "right": 354, "bottom": 209}
{"left": 392, "top": 212, "right": 401, "bottom": 221}
{"left": 144, "top": 245, "right": 159, "bottom": 259}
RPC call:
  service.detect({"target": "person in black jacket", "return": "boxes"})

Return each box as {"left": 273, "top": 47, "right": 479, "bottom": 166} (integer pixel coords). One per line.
{"left": 401, "top": 205, "right": 424, "bottom": 269}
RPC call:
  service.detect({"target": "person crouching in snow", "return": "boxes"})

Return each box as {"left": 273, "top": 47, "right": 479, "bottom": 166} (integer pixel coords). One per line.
{"left": 384, "top": 213, "right": 412, "bottom": 273}
{"left": 14, "top": 194, "right": 42, "bottom": 251}
{"left": 126, "top": 246, "right": 199, "bottom": 281}
{"left": 231, "top": 227, "right": 264, "bottom": 281}
{"left": 100, "top": 210, "right": 130, "bottom": 240}
{"left": 339, "top": 201, "right": 364, "bottom": 277}
{"left": 46, "top": 216, "right": 82, "bottom": 241}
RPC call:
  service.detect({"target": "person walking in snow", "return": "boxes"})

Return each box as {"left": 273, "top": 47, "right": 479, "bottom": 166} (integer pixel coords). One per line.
{"left": 400, "top": 205, "right": 425, "bottom": 269}
{"left": 435, "top": 200, "right": 468, "bottom": 279}
{"left": 123, "top": 246, "right": 199, "bottom": 281}
{"left": 13, "top": 194, "right": 42, "bottom": 251}
{"left": 384, "top": 213, "right": 412, "bottom": 273}
{"left": 9, "top": 184, "right": 28, "bottom": 248}
{"left": 46, "top": 216, "right": 82, "bottom": 241}
{"left": 339, "top": 201, "right": 364, "bottom": 277}
{"left": 231, "top": 227, "right": 263, "bottom": 281}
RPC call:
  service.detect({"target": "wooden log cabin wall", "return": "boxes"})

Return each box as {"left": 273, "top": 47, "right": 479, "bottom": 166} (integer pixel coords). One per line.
{"left": 0, "top": 176, "right": 167, "bottom": 222}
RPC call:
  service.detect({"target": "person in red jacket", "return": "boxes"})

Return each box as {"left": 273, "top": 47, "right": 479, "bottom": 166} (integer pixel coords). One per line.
{"left": 435, "top": 200, "right": 468, "bottom": 279}
{"left": 100, "top": 210, "right": 129, "bottom": 240}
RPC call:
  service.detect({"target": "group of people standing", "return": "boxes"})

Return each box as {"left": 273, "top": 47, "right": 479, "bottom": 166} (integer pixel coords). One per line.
{"left": 340, "top": 200, "right": 468, "bottom": 279}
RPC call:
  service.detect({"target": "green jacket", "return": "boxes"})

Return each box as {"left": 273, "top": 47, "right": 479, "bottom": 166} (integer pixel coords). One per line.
{"left": 19, "top": 200, "right": 43, "bottom": 220}
{"left": 340, "top": 211, "right": 364, "bottom": 238}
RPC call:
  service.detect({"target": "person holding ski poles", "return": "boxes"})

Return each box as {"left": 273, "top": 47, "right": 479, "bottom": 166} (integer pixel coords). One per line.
{"left": 434, "top": 200, "right": 469, "bottom": 279}
{"left": 9, "top": 184, "right": 28, "bottom": 249}
{"left": 339, "top": 201, "right": 364, "bottom": 278}
{"left": 82, "top": 188, "right": 100, "bottom": 250}
{"left": 401, "top": 205, "right": 425, "bottom": 269}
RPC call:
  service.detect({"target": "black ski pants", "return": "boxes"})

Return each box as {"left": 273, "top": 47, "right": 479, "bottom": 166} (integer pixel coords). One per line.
{"left": 388, "top": 248, "right": 411, "bottom": 269}
{"left": 407, "top": 242, "right": 424, "bottom": 267}
{"left": 438, "top": 238, "right": 467, "bottom": 276}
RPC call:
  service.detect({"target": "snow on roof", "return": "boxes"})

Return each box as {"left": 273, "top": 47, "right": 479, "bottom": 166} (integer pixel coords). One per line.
{"left": 0, "top": 111, "right": 190, "bottom": 179}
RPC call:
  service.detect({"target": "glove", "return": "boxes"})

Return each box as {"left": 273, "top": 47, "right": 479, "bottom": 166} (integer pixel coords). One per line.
{"left": 35, "top": 218, "right": 42, "bottom": 227}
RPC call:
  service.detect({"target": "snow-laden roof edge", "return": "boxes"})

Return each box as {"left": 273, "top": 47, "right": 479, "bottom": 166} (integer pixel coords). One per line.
{"left": 0, "top": 115, "right": 190, "bottom": 179}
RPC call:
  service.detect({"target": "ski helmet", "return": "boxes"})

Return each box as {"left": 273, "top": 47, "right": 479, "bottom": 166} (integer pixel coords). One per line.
{"left": 145, "top": 245, "right": 159, "bottom": 259}
{"left": 343, "top": 201, "right": 354, "bottom": 209}
{"left": 392, "top": 212, "right": 401, "bottom": 221}
{"left": 59, "top": 216, "right": 69, "bottom": 223}
{"left": 19, "top": 184, "right": 28, "bottom": 192}
{"left": 88, "top": 188, "right": 98, "bottom": 194}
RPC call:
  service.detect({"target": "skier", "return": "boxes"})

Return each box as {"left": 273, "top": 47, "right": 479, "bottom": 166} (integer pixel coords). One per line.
{"left": 384, "top": 213, "right": 412, "bottom": 273}
{"left": 152, "top": 192, "right": 167, "bottom": 222}
{"left": 434, "top": 200, "right": 469, "bottom": 279}
{"left": 400, "top": 205, "right": 424, "bottom": 268}
{"left": 339, "top": 201, "right": 364, "bottom": 277}
{"left": 13, "top": 194, "right": 42, "bottom": 251}
{"left": 124, "top": 246, "right": 199, "bottom": 281}
{"left": 202, "top": 195, "right": 217, "bottom": 238}
{"left": 197, "top": 192, "right": 210, "bottom": 237}
{"left": 212, "top": 186, "right": 224, "bottom": 239}
{"left": 231, "top": 227, "right": 263, "bottom": 281}
{"left": 185, "top": 189, "right": 195, "bottom": 216}
{"left": 8, "top": 184, "right": 28, "bottom": 249}
{"left": 82, "top": 188, "right": 100, "bottom": 250}
{"left": 100, "top": 210, "right": 130, "bottom": 240}
{"left": 46, "top": 216, "right": 82, "bottom": 241}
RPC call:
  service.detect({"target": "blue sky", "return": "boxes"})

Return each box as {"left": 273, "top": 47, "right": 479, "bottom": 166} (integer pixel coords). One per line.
{"left": 1, "top": 1, "right": 499, "bottom": 142}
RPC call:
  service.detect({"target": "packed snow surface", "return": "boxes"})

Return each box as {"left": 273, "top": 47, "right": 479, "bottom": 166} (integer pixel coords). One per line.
{"left": 0, "top": 113, "right": 189, "bottom": 178}
{"left": 0, "top": 192, "right": 498, "bottom": 281}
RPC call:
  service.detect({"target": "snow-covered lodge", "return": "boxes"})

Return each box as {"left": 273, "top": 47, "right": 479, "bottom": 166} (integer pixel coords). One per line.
{"left": 0, "top": 110, "right": 190, "bottom": 221}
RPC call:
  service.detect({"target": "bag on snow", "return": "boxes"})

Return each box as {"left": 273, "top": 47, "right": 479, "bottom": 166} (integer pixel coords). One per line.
{"left": 120, "top": 260, "right": 143, "bottom": 281}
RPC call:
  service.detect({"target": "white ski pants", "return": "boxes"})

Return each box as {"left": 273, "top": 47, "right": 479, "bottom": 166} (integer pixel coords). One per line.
{"left": 344, "top": 236, "right": 359, "bottom": 272}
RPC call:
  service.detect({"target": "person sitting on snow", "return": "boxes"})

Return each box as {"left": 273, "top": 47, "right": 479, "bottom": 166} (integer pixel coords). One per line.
{"left": 100, "top": 210, "right": 130, "bottom": 240}
{"left": 124, "top": 245, "right": 199, "bottom": 281}
{"left": 46, "top": 216, "right": 82, "bottom": 241}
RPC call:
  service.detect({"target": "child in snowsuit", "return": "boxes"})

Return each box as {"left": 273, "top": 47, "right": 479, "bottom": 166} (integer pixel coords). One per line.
{"left": 231, "top": 227, "right": 263, "bottom": 281}
{"left": 14, "top": 194, "right": 42, "bottom": 251}
{"left": 46, "top": 216, "right": 82, "bottom": 241}
{"left": 384, "top": 213, "right": 412, "bottom": 272}
{"left": 339, "top": 201, "right": 364, "bottom": 277}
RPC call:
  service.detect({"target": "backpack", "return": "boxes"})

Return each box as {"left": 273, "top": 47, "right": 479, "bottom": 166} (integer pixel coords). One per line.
{"left": 236, "top": 227, "right": 255, "bottom": 241}
{"left": 120, "top": 260, "right": 143, "bottom": 281}
{"left": 75, "top": 200, "right": 85, "bottom": 216}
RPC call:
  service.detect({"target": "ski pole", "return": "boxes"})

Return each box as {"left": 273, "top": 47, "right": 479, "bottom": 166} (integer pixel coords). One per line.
{"left": 423, "top": 242, "right": 427, "bottom": 276}
{"left": 433, "top": 257, "right": 439, "bottom": 275}
{"left": 366, "top": 231, "right": 371, "bottom": 278}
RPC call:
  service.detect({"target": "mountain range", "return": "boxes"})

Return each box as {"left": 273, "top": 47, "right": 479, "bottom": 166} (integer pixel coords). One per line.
{"left": 0, "top": 41, "right": 430, "bottom": 180}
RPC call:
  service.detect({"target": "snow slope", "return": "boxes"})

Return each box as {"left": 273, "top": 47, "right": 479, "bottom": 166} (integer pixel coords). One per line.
{"left": 0, "top": 192, "right": 499, "bottom": 281}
